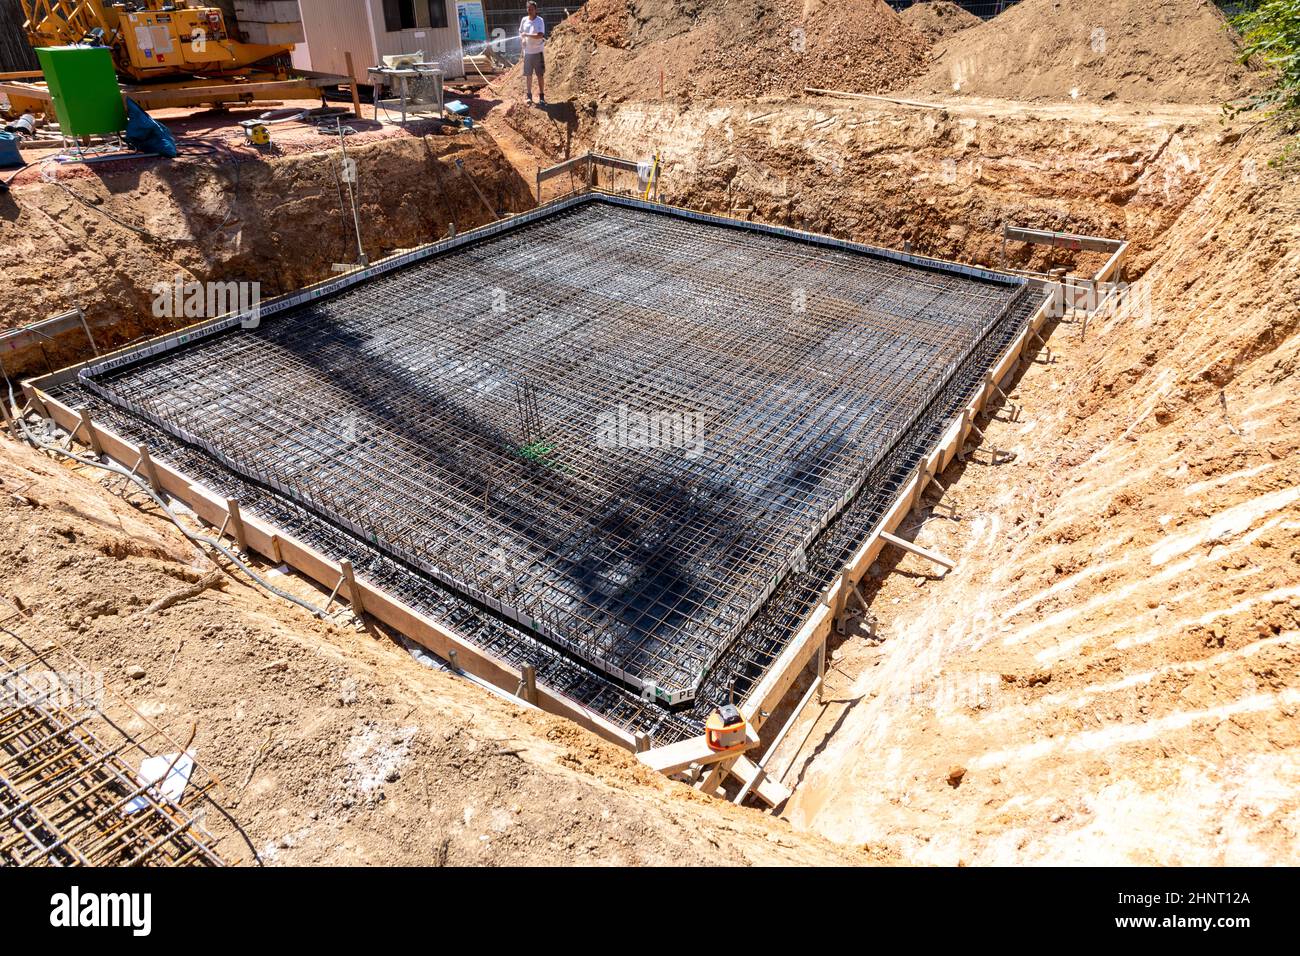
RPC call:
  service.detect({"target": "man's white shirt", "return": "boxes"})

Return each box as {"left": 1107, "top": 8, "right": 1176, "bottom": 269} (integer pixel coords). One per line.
{"left": 521, "top": 16, "right": 545, "bottom": 54}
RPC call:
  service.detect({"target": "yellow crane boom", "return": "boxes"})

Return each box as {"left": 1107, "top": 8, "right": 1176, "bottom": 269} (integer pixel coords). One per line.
{"left": 21, "top": 1, "right": 294, "bottom": 83}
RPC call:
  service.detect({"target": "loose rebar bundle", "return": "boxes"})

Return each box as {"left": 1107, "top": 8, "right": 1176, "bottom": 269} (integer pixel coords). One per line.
{"left": 0, "top": 626, "right": 228, "bottom": 867}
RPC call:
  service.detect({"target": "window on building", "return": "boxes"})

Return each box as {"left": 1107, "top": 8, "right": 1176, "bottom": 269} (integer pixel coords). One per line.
{"left": 382, "top": 0, "right": 449, "bottom": 32}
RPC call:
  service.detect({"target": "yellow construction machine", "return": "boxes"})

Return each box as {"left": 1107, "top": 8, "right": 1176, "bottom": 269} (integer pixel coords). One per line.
{"left": 22, "top": 1, "right": 294, "bottom": 83}
{"left": 3, "top": 2, "right": 342, "bottom": 119}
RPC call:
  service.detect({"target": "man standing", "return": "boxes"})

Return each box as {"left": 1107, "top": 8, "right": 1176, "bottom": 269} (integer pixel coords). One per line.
{"left": 520, "top": 1, "right": 546, "bottom": 106}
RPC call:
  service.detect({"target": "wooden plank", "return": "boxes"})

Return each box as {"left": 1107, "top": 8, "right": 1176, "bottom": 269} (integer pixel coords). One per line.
{"left": 536, "top": 152, "right": 642, "bottom": 185}
{"left": 637, "top": 725, "right": 760, "bottom": 776}
{"left": 536, "top": 152, "right": 592, "bottom": 184}
{"left": 0, "top": 310, "right": 89, "bottom": 356}
{"left": 1003, "top": 225, "right": 1123, "bottom": 254}
{"left": 879, "top": 530, "right": 955, "bottom": 571}
{"left": 0, "top": 81, "right": 51, "bottom": 105}
{"left": 344, "top": 51, "right": 363, "bottom": 116}
{"left": 694, "top": 756, "right": 737, "bottom": 796}
{"left": 729, "top": 754, "right": 791, "bottom": 808}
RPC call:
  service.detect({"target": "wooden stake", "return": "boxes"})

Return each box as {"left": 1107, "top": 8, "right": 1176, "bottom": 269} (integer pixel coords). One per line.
{"left": 225, "top": 497, "right": 249, "bottom": 553}
{"left": 340, "top": 559, "right": 365, "bottom": 617}
{"left": 78, "top": 408, "right": 104, "bottom": 458}
{"left": 136, "top": 445, "right": 162, "bottom": 495}
{"left": 880, "top": 530, "right": 955, "bottom": 572}
{"left": 344, "top": 51, "right": 363, "bottom": 118}
{"left": 520, "top": 663, "right": 538, "bottom": 705}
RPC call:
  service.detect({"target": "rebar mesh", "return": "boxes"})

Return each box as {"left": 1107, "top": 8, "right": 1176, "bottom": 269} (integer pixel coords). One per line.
{"left": 76, "top": 198, "right": 1028, "bottom": 703}
{"left": 52, "top": 283, "right": 1041, "bottom": 744}
{"left": 0, "top": 623, "right": 228, "bottom": 867}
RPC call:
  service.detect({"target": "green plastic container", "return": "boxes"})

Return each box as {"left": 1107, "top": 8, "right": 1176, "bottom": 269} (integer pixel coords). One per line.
{"left": 36, "top": 46, "right": 126, "bottom": 137}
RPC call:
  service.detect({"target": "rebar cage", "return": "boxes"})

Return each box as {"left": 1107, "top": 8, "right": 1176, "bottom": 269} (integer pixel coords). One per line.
{"left": 49, "top": 194, "right": 1042, "bottom": 740}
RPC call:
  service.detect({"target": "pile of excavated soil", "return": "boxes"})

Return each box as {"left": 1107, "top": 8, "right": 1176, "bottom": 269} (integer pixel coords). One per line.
{"left": 911, "top": 0, "right": 1256, "bottom": 103}
{"left": 0, "top": 127, "right": 533, "bottom": 378}
{"left": 535, "top": 0, "right": 930, "bottom": 105}
{"left": 899, "top": 0, "right": 980, "bottom": 43}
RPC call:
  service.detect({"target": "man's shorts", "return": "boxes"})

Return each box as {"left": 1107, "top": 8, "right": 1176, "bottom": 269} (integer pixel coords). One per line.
{"left": 523, "top": 52, "right": 545, "bottom": 77}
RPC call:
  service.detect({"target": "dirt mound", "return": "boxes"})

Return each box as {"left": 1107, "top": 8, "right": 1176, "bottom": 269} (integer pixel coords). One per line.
{"left": 911, "top": 0, "right": 1255, "bottom": 103}
{"left": 0, "top": 126, "right": 533, "bottom": 377}
{"left": 900, "top": 1, "right": 980, "bottom": 42}
{"left": 538, "top": 0, "right": 930, "bottom": 104}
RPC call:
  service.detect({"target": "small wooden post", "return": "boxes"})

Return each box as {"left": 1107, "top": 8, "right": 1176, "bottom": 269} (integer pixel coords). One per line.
{"left": 520, "top": 663, "right": 538, "bottom": 705}
{"left": 344, "top": 51, "right": 363, "bottom": 118}
{"left": 340, "top": 559, "right": 365, "bottom": 617}
{"left": 816, "top": 637, "right": 827, "bottom": 705}
{"left": 136, "top": 445, "right": 162, "bottom": 495}
{"left": 78, "top": 408, "right": 104, "bottom": 458}
{"left": 225, "top": 497, "right": 249, "bottom": 553}
{"left": 634, "top": 732, "right": 651, "bottom": 753}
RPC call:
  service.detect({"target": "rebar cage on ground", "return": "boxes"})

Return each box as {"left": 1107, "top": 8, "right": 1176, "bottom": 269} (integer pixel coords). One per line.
{"left": 33, "top": 193, "right": 1052, "bottom": 745}
{"left": 71, "top": 196, "right": 1030, "bottom": 706}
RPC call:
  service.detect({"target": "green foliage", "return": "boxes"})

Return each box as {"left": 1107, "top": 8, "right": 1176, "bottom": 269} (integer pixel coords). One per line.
{"left": 1233, "top": 0, "right": 1300, "bottom": 121}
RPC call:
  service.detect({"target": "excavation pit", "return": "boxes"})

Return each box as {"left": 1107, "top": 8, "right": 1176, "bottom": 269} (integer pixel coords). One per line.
{"left": 47, "top": 194, "right": 1043, "bottom": 740}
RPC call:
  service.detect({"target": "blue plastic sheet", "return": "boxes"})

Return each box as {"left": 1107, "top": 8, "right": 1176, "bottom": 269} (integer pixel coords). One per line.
{"left": 124, "top": 98, "right": 177, "bottom": 158}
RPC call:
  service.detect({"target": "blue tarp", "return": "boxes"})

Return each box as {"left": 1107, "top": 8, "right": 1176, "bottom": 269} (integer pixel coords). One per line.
{"left": 123, "top": 98, "right": 177, "bottom": 158}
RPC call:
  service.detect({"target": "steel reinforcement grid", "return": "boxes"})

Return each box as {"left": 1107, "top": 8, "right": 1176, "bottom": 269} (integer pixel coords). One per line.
{"left": 71, "top": 195, "right": 1030, "bottom": 707}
